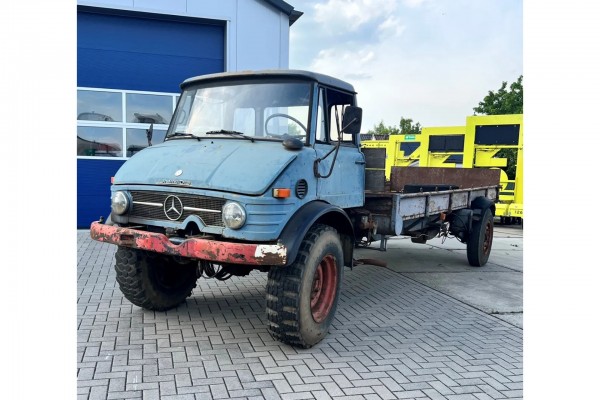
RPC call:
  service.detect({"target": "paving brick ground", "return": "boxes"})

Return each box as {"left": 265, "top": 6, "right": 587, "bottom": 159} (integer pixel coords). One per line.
{"left": 77, "top": 231, "right": 522, "bottom": 400}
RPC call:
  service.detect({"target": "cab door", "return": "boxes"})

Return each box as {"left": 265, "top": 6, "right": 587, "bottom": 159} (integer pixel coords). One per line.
{"left": 313, "top": 86, "right": 365, "bottom": 208}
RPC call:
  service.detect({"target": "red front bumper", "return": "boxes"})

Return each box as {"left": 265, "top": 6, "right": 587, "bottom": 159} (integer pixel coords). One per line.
{"left": 90, "top": 222, "right": 287, "bottom": 266}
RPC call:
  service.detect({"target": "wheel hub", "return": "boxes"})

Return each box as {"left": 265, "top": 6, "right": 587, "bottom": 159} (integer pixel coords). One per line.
{"left": 310, "top": 254, "right": 337, "bottom": 323}
{"left": 483, "top": 220, "right": 493, "bottom": 254}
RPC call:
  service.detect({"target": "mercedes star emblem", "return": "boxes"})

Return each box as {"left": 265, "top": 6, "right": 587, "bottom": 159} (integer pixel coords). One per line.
{"left": 163, "top": 195, "right": 184, "bottom": 221}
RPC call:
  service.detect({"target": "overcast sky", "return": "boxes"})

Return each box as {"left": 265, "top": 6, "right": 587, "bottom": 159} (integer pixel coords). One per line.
{"left": 286, "top": 0, "right": 523, "bottom": 131}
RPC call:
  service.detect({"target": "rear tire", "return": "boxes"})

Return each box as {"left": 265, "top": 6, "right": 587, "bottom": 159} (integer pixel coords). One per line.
{"left": 115, "top": 247, "right": 197, "bottom": 310}
{"left": 467, "top": 209, "right": 494, "bottom": 267}
{"left": 266, "top": 224, "right": 344, "bottom": 348}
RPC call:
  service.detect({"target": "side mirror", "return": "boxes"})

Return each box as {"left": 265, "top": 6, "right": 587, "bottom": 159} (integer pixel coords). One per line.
{"left": 341, "top": 106, "right": 362, "bottom": 135}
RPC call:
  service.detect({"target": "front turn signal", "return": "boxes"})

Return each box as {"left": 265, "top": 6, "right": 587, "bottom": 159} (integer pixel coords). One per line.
{"left": 272, "top": 188, "right": 291, "bottom": 198}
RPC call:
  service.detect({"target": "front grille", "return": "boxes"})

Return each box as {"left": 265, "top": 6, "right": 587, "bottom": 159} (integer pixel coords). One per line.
{"left": 129, "top": 191, "right": 225, "bottom": 227}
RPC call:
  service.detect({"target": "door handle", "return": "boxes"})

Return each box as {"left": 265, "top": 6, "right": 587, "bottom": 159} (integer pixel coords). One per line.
{"left": 355, "top": 160, "right": 366, "bottom": 165}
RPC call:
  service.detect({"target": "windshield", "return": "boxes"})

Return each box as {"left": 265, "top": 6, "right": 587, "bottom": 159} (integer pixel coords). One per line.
{"left": 167, "top": 80, "right": 312, "bottom": 142}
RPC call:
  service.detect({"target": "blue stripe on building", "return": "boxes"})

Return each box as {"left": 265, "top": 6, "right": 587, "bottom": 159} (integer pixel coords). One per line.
{"left": 78, "top": 159, "right": 126, "bottom": 227}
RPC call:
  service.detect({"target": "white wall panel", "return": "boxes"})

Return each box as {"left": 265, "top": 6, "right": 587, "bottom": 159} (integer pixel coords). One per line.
{"left": 133, "top": 0, "right": 187, "bottom": 14}
{"left": 237, "top": 0, "right": 281, "bottom": 70}
{"left": 79, "top": 0, "right": 134, "bottom": 8}
{"left": 278, "top": 13, "right": 289, "bottom": 69}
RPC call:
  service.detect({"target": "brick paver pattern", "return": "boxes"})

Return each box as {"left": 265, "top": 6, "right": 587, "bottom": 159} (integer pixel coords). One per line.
{"left": 78, "top": 232, "right": 522, "bottom": 400}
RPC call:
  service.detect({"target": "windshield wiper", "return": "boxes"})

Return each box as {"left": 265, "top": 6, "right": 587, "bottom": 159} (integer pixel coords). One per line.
{"left": 166, "top": 132, "right": 201, "bottom": 141}
{"left": 205, "top": 129, "right": 255, "bottom": 142}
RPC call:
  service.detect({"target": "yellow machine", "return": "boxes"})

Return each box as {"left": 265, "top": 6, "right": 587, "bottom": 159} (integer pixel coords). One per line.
{"left": 418, "top": 126, "right": 466, "bottom": 168}
{"left": 360, "top": 114, "right": 523, "bottom": 223}
{"left": 463, "top": 114, "right": 523, "bottom": 222}
{"left": 361, "top": 134, "right": 421, "bottom": 179}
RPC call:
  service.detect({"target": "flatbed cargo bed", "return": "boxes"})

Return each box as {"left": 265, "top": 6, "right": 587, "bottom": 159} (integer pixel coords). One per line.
{"left": 361, "top": 165, "right": 500, "bottom": 240}
{"left": 367, "top": 185, "right": 498, "bottom": 224}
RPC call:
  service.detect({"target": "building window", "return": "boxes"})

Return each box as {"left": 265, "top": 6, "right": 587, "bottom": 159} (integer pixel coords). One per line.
{"left": 126, "top": 128, "right": 167, "bottom": 157}
{"left": 77, "top": 90, "right": 122, "bottom": 122}
{"left": 77, "top": 88, "right": 177, "bottom": 159}
{"left": 126, "top": 93, "right": 173, "bottom": 124}
{"left": 77, "top": 126, "right": 123, "bottom": 157}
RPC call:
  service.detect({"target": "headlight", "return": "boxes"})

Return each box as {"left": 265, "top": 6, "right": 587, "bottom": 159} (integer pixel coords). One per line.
{"left": 222, "top": 202, "right": 246, "bottom": 229}
{"left": 111, "top": 191, "right": 130, "bottom": 215}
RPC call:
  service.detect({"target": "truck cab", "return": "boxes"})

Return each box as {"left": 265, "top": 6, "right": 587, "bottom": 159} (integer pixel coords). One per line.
{"left": 92, "top": 70, "right": 366, "bottom": 348}
{"left": 108, "top": 70, "right": 364, "bottom": 247}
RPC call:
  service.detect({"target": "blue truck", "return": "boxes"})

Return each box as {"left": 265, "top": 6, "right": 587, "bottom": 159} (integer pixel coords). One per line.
{"left": 90, "top": 70, "right": 499, "bottom": 348}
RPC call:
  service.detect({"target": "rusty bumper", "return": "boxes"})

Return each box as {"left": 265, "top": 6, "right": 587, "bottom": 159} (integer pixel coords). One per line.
{"left": 89, "top": 222, "right": 287, "bottom": 266}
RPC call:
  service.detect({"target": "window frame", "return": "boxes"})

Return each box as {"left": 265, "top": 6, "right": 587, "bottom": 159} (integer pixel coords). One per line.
{"left": 316, "top": 85, "right": 359, "bottom": 147}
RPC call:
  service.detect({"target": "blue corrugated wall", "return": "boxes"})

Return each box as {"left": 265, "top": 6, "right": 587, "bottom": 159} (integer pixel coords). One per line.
{"left": 77, "top": 10, "right": 225, "bottom": 92}
{"left": 77, "top": 9, "right": 225, "bottom": 228}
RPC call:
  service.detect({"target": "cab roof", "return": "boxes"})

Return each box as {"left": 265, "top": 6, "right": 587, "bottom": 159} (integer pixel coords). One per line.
{"left": 180, "top": 69, "right": 356, "bottom": 94}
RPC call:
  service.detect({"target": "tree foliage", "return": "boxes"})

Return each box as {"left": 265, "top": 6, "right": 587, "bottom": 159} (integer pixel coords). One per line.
{"left": 367, "top": 117, "right": 422, "bottom": 136}
{"left": 473, "top": 75, "right": 523, "bottom": 115}
{"left": 473, "top": 76, "right": 523, "bottom": 180}
{"left": 399, "top": 117, "right": 422, "bottom": 135}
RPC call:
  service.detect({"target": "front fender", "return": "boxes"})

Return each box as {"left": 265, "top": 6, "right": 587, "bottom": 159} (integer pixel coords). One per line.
{"left": 279, "top": 201, "right": 354, "bottom": 267}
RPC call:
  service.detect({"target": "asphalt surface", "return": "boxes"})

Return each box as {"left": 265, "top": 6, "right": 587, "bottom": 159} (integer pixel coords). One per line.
{"left": 77, "top": 224, "right": 523, "bottom": 399}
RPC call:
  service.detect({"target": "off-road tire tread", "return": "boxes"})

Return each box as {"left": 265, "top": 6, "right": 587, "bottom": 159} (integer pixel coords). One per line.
{"left": 266, "top": 224, "right": 336, "bottom": 348}
{"left": 114, "top": 247, "right": 197, "bottom": 311}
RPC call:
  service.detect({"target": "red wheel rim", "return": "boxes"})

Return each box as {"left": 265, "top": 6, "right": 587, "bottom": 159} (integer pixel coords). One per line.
{"left": 310, "top": 254, "right": 338, "bottom": 323}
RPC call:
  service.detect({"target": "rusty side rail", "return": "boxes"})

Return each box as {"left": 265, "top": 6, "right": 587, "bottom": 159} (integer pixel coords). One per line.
{"left": 394, "top": 185, "right": 499, "bottom": 221}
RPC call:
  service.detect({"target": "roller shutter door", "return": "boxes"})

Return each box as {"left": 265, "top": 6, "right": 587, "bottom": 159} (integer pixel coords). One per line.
{"left": 77, "top": 10, "right": 225, "bottom": 92}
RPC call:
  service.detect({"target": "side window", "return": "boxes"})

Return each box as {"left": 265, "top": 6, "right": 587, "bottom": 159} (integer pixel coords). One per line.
{"left": 315, "top": 89, "right": 327, "bottom": 142}
{"left": 326, "top": 88, "right": 354, "bottom": 143}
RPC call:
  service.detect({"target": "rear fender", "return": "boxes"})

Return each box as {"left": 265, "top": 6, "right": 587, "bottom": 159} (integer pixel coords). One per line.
{"left": 279, "top": 201, "right": 354, "bottom": 267}
{"left": 470, "top": 196, "right": 496, "bottom": 221}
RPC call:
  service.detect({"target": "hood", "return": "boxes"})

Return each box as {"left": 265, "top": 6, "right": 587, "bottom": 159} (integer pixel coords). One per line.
{"left": 114, "top": 139, "right": 298, "bottom": 195}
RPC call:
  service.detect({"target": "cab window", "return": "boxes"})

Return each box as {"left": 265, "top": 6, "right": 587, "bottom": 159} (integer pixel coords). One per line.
{"left": 322, "top": 87, "right": 355, "bottom": 144}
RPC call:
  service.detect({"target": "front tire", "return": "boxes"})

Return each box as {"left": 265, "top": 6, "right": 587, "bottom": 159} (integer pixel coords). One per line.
{"left": 114, "top": 247, "right": 197, "bottom": 310}
{"left": 266, "top": 224, "right": 344, "bottom": 348}
{"left": 467, "top": 208, "right": 494, "bottom": 267}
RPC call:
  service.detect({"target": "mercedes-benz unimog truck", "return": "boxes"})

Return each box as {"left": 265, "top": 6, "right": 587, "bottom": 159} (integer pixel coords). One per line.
{"left": 91, "top": 70, "right": 498, "bottom": 348}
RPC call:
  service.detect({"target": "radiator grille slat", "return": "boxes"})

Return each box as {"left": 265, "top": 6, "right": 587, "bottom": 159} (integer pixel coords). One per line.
{"left": 129, "top": 191, "right": 225, "bottom": 227}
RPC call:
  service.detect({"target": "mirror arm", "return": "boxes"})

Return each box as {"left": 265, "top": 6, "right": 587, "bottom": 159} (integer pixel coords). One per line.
{"left": 313, "top": 139, "right": 341, "bottom": 179}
